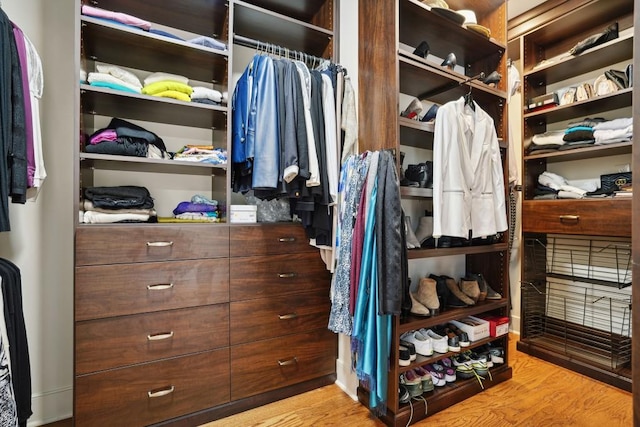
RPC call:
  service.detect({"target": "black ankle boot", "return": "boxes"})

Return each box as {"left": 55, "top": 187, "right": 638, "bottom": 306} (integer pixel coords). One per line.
{"left": 429, "top": 274, "right": 449, "bottom": 311}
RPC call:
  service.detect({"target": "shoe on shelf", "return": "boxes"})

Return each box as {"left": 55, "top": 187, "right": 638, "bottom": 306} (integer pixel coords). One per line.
{"left": 429, "top": 274, "right": 450, "bottom": 310}
{"left": 433, "top": 360, "right": 456, "bottom": 383}
{"left": 399, "top": 384, "right": 411, "bottom": 404}
{"left": 416, "top": 277, "right": 440, "bottom": 315}
{"left": 441, "top": 52, "right": 456, "bottom": 69}
{"left": 399, "top": 345, "right": 411, "bottom": 367}
{"left": 404, "top": 216, "right": 422, "bottom": 249}
{"left": 413, "top": 366, "right": 435, "bottom": 392}
{"left": 400, "top": 371, "right": 423, "bottom": 398}
{"left": 422, "top": 364, "right": 446, "bottom": 387}
{"left": 401, "top": 330, "right": 434, "bottom": 357}
{"left": 409, "top": 291, "right": 431, "bottom": 317}
{"left": 400, "top": 339, "right": 417, "bottom": 361}
{"left": 460, "top": 277, "right": 481, "bottom": 302}
{"left": 415, "top": 216, "right": 434, "bottom": 246}
{"left": 483, "top": 70, "right": 502, "bottom": 86}
{"left": 447, "top": 323, "right": 470, "bottom": 347}
{"left": 468, "top": 272, "right": 502, "bottom": 300}
{"left": 400, "top": 97, "right": 423, "bottom": 119}
{"left": 420, "top": 329, "right": 449, "bottom": 354}
{"left": 413, "top": 40, "right": 430, "bottom": 58}
{"left": 420, "top": 103, "right": 439, "bottom": 122}
{"left": 442, "top": 275, "right": 475, "bottom": 306}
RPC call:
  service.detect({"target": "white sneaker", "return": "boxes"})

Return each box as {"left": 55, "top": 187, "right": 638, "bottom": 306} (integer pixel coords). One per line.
{"left": 400, "top": 330, "right": 433, "bottom": 356}
{"left": 421, "top": 329, "right": 449, "bottom": 354}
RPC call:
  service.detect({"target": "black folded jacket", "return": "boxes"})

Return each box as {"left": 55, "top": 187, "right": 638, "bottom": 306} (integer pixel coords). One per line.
{"left": 84, "top": 186, "right": 154, "bottom": 209}
{"left": 569, "top": 22, "right": 618, "bottom": 56}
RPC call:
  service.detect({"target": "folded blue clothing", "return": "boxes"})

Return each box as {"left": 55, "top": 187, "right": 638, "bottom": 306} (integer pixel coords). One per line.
{"left": 188, "top": 35, "right": 227, "bottom": 51}
{"left": 90, "top": 81, "right": 140, "bottom": 94}
{"left": 149, "top": 28, "right": 185, "bottom": 41}
{"left": 173, "top": 201, "right": 218, "bottom": 215}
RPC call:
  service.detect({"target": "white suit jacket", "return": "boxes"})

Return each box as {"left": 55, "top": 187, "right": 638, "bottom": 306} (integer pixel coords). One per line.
{"left": 432, "top": 97, "right": 508, "bottom": 239}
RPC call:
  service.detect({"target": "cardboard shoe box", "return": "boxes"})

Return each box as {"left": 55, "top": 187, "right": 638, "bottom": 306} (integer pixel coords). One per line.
{"left": 480, "top": 315, "right": 510, "bottom": 337}
{"left": 229, "top": 205, "right": 257, "bottom": 223}
{"left": 450, "top": 316, "right": 490, "bottom": 342}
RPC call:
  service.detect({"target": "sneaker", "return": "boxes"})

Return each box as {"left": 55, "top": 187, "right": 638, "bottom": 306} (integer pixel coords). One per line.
{"left": 447, "top": 323, "right": 470, "bottom": 347}
{"left": 401, "top": 330, "right": 433, "bottom": 357}
{"left": 413, "top": 366, "right": 435, "bottom": 392}
{"left": 423, "top": 364, "right": 446, "bottom": 387}
{"left": 400, "top": 339, "right": 417, "bottom": 361}
{"left": 399, "top": 345, "right": 411, "bottom": 367}
{"left": 399, "top": 384, "right": 410, "bottom": 404}
{"left": 400, "top": 370, "right": 422, "bottom": 397}
{"left": 420, "top": 329, "right": 448, "bottom": 354}
{"left": 434, "top": 326, "right": 461, "bottom": 352}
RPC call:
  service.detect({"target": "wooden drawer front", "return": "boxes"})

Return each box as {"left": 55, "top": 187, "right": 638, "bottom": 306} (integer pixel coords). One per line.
{"left": 522, "top": 199, "right": 631, "bottom": 237}
{"left": 230, "top": 289, "right": 330, "bottom": 345}
{"left": 230, "top": 329, "right": 336, "bottom": 400}
{"left": 75, "top": 224, "right": 229, "bottom": 265}
{"left": 230, "top": 224, "right": 315, "bottom": 257}
{"left": 75, "top": 349, "right": 230, "bottom": 427}
{"left": 76, "top": 305, "right": 229, "bottom": 374}
{"left": 75, "top": 258, "right": 229, "bottom": 321}
{"left": 230, "top": 253, "right": 330, "bottom": 301}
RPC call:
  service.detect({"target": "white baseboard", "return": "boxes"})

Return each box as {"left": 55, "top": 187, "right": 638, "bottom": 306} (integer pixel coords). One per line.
{"left": 334, "top": 357, "right": 358, "bottom": 401}
{"left": 27, "top": 385, "right": 72, "bottom": 427}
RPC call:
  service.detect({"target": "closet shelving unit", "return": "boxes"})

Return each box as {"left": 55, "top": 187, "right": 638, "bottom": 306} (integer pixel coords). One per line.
{"left": 509, "top": 0, "right": 634, "bottom": 392}
{"left": 357, "top": 1, "right": 512, "bottom": 425}
{"left": 73, "top": 1, "right": 338, "bottom": 426}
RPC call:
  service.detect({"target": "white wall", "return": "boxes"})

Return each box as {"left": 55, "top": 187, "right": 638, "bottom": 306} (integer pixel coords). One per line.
{"left": 0, "top": 0, "right": 76, "bottom": 425}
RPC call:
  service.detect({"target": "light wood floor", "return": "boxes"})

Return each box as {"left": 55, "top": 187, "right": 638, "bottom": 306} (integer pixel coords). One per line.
{"left": 202, "top": 335, "right": 632, "bottom": 427}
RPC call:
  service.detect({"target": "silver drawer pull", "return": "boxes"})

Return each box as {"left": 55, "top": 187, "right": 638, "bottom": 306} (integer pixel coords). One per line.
{"left": 278, "top": 313, "right": 298, "bottom": 320}
{"left": 147, "top": 283, "right": 174, "bottom": 291}
{"left": 278, "top": 273, "right": 297, "bottom": 279}
{"left": 147, "top": 385, "right": 175, "bottom": 398}
{"left": 559, "top": 215, "right": 579, "bottom": 222}
{"left": 146, "top": 241, "right": 174, "bottom": 247}
{"left": 147, "top": 331, "right": 174, "bottom": 341}
{"left": 278, "top": 237, "right": 296, "bottom": 242}
{"left": 277, "top": 357, "right": 298, "bottom": 366}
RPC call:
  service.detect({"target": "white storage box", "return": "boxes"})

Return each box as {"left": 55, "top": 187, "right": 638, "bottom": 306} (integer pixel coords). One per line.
{"left": 229, "top": 205, "right": 257, "bottom": 223}
{"left": 451, "top": 316, "right": 490, "bottom": 342}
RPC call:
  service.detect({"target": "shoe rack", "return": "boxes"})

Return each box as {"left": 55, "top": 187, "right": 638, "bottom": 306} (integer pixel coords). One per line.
{"left": 357, "top": 1, "right": 512, "bottom": 425}
{"left": 508, "top": 0, "right": 634, "bottom": 392}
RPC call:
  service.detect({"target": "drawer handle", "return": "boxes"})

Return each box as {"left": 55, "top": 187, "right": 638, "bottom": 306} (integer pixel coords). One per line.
{"left": 147, "top": 385, "right": 175, "bottom": 398}
{"left": 146, "top": 241, "right": 174, "bottom": 247}
{"left": 278, "top": 312, "right": 298, "bottom": 320}
{"left": 278, "top": 273, "right": 297, "bottom": 279}
{"left": 278, "top": 237, "right": 296, "bottom": 243}
{"left": 147, "top": 331, "right": 174, "bottom": 341}
{"left": 559, "top": 215, "right": 580, "bottom": 223}
{"left": 277, "top": 357, "right": 298, "bottom": 366}
{"left": 147, "top": 283, "right": 174, "bottom": 291}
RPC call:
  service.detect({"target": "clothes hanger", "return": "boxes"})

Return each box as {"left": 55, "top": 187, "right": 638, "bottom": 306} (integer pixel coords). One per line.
{"left": 464, "top": 84, "right": 475, "bottom": 111}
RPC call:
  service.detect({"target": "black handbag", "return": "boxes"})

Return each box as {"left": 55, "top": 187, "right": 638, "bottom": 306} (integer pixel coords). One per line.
{"left": 600, "top": 172, "right": 632, "bottom": 193}
{"left": 604, "top": 69, "right": 628, "bottom": 89}
{"left": 569, "top": 22, "right": 618, "bottom": 56}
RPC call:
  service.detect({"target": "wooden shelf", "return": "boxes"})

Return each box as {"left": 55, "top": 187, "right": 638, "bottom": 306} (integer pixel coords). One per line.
{"left": 80, "top": 152, "right": 228, "bottom": 173}
{"left": 80, "top": 84, "right": 228, "bottom": 130}
{"left": 407, "top": 242, "right": 508, "bottom": 260}
{"left": 524, "top": 141, "right": 632, "bottom": 162}
{"left": 81, "top": 16, "right": 229, "bottom": 84}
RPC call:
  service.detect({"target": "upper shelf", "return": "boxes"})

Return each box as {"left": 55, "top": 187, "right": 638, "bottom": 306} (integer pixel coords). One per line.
{"left": 80, "top": 84, "right": 228, "bottom": 130}
{"left": 524, "top": 141, "right": 632, "bottom": 163}
{"left": 524, "top": 33, "right": 633, "bottom": 84}
{"left": 81, "top": 17, "right": 229, "bottom": 84}
{"left": 81, "top": 0, "right": 229, "bottom": 37}
{"left": 399, "top": 0, "right": 506, "bottom": 67}
{"left": 239, "top": 0, "right": 333, "bottom": 30}
{"left": 233, "top": 0, "right": 334, "bottom": 58}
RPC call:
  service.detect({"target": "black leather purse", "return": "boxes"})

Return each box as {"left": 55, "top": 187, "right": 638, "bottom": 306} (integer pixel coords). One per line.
{"left": 600, "top": 172, "right": 632, "bottom": 193}
{"left": 569, "top": 22, "right": 618, "bottom": 56}
{"left": 604, "top": 69, "right": 629, "bottom": 89}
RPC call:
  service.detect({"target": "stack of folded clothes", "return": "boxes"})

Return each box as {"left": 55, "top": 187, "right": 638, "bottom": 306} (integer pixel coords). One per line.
{"left": 173, "top": 145, "right": 227, "bottom": 164}
{"left": 82, "top": 186, "right": 156, "bottom": 223}
{"left": 526, "top": 130, "right": 566, "bottom": 155}
{"left": 561, "top": 118, "right": 605, "bottom": 149}
{"left": 593, "top": 117, "right": 633, "bottom": 145}
{"left": 190, "top": 87, "right": 223, "bottom": 105}
{"left": 534, "top": 171, "right": 597, "bottom": 199}
{"left": 142, "top": 72, "right": 193, "bottom": 102}
{"left": 168, "top": 195, "right": 221, "bottom": 222}
{"left": 87, "top": 64, "right": 143, "bottom": 94}
{"left": 85, "top": 117, "right": 169, "bottom": 159}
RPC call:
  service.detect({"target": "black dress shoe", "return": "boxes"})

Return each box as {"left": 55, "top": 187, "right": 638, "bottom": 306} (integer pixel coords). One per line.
{"left": 413, "top": 40, "right": 430, "bottom": 58}
{"left": 483, "top": 70, "right": 502, "bottom": 86}
{"left": 441, "top": 52, "right": 456, "bottom": 69}
{"left": 420, "top": 104, "right": 439, "bottom": 122}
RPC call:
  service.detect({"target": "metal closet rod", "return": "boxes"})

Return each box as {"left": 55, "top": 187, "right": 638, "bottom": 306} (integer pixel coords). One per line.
{"left": 233, "top": 34, "right": 329, "bottom": 65}
{"left": 417, "top": 71, "right": 486, "bottom": 100}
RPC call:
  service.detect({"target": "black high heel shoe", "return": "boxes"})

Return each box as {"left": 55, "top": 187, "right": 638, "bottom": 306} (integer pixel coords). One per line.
{"left": 441, "top": 52, "right": 456, "bottom": 69}
{"left": 483, "top": 70, "right": 502, "bottom": 86}
{"left": 413, "top": 40, "right": 430, "bottom": 58}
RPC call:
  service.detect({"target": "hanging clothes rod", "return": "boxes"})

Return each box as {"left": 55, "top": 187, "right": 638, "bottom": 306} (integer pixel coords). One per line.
{"left": 417, "top": 72, "right": 485, "bottom": 100}
{"left": 233, "top": 34, "right": 329, "bottom": 65}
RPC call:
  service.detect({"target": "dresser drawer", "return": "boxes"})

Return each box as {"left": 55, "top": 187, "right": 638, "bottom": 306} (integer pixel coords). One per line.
{"left": 230, "top": 289, "right": 330, "bottom": 345}
{"left": 75, "top": 224, "right": 229, "bottom": 265}
{"left": 230, "top": 329, "right": 336, "bottom": 400}
{"left": 75, "top": 258, "right": 229, "bottom": 320}
{"left": 230, "top": 223, "right": 316, "bottom": 257}
{"left": 230, "top": 253, "right": 330, "bottom": 301}
{"left": 74, "top": 349, "right": 230, "bottom": 427}
{"left": 522, "top": 199, "right": 631, "bottom": 237}
{"left": 76, "top": 304, "right": 229, "bottom": 374}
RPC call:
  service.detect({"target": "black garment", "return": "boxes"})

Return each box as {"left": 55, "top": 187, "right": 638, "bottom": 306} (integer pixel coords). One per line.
{"left": 84, "top": 186, "right": 154, "bottom": 209}
{"left": 84, "top": 138, "right": 149, "bottom": 157}
{"left": 375, "top": 151, "right": 403, "bottom": 315}
{"left": 399, "top": 209, "right": 411, "bottom": 319}
{"left": 88, "top": 117, "right": 167, "bottom": 155}
{"left": 0, "top": 258, "right": 32, "bottom": 426}
{"left": 309, "top": 70, "right": 330, "bottom": 206}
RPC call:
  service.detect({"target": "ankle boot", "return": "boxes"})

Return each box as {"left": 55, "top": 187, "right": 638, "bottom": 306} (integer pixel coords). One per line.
{"left": 409, "top": 292, "right": 431, "bottom": 317}
{"left": 404, "top": 216, "right": 421, "bottom": 249}
{"left": 460, "top": 277, "right": 481, "bottom": 302}
{"left": 416, "top": 277, "right": 440, "bottom": 315}
{"left": 429, "top": 274, "right": 449, "bottom": 310}
{"left": 468, "top": 272, "right": 502, "bottom": 300}
{"left": 442, "top": 276, "right": 475, "bottom": 306}
{"left": 415, "top": 216, "right": 433, "bottom": 246}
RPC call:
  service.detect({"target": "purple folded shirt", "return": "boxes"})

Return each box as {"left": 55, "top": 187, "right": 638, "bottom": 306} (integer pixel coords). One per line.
{"left": 172, "top": 201, "right": 218, "bottom": 215}
{"left": 90, "top": 129, "right": 118, "bottom": 144}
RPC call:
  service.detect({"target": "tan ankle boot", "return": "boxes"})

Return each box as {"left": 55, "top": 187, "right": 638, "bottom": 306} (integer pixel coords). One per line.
{"left": 416, "top": 277, "right": 440, "bottom": 315}
{"left": 460, "top": 278, "right": 481, "bottom": 302}
{"left": 409, "top": 292, "right": 431, "bottom": 316}
{"left": 414, "top": 216, "right": 433, "bottom": 245}
{"left": 445, "top": 277, "right": 475, "bottom": 305}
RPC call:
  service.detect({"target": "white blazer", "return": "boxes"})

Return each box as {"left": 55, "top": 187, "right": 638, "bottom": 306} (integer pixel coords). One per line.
{"left": 432, "top": 97, "right": 508, "bottom": 239}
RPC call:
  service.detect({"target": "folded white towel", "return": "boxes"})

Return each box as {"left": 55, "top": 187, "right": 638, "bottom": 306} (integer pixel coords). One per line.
{"left": 96, "top": 64, "right": 142, "bottom": 88}
{"left": 144, "top": 71, "right": 189, "bottom": 86}
{"left": 87, "top": 72, "right": 142, "bottom": 93}
{"left": 191, "top": 86, "right": 222, "bottom": 102}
